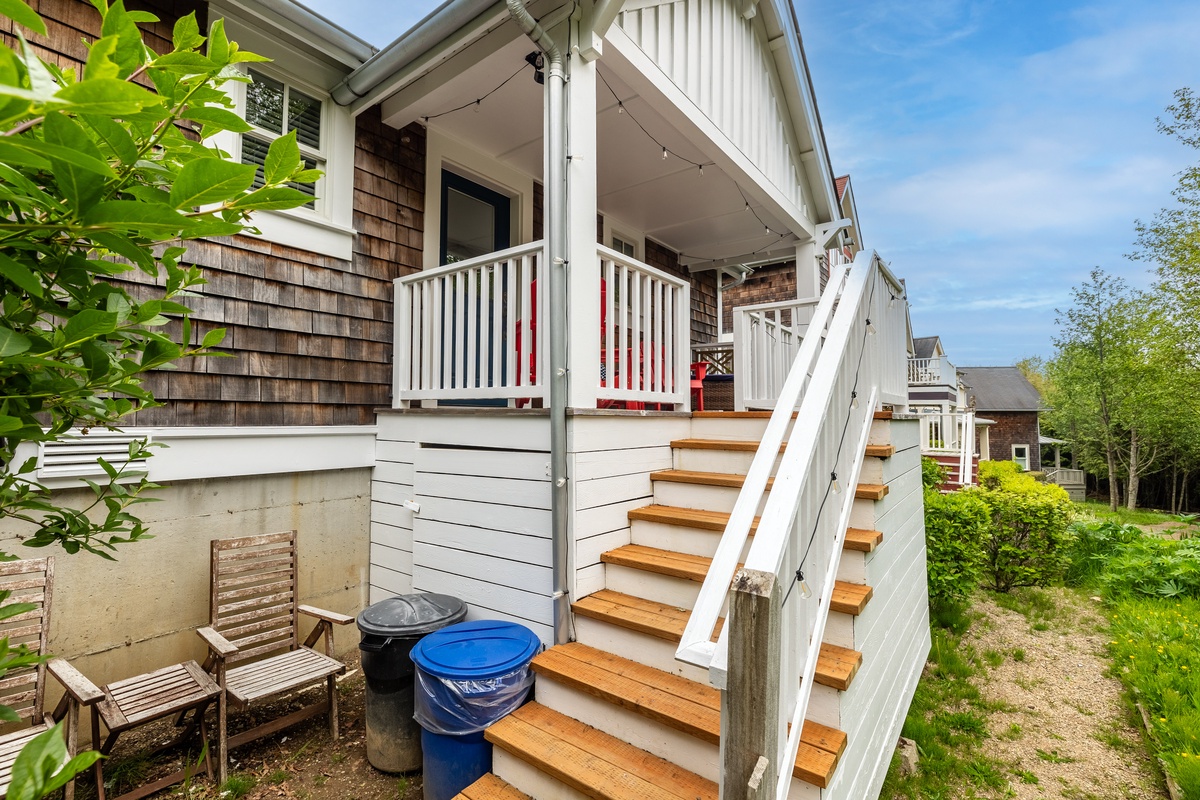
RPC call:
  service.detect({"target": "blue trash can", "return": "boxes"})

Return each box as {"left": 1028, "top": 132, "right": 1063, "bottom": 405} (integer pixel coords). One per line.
{"left": 411, "top": 620, "right": 541, "bottom": 800}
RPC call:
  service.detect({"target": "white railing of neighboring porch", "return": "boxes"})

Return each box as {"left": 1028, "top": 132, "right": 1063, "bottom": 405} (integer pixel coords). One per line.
{"left": 393, "top": 242, "right": 546, "bottom": 404}
{"left": 597, "top": 245, "right": 691, "bottom": 408}
{"left": 918, "top": 411, "right": 977, "bottom": 483}
{"left": 908, "top": 355, "right": 955, "bottom": 386}
{"left": 732, "top": 299, "right": 820, "bottom": 411}
{"left": 675, "top": 251, "right": 909, "bottom": 800}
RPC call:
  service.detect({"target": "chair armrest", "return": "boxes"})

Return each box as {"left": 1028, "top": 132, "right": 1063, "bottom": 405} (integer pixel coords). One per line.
{"left": 46, "top": 659, "right": 103, "bottom": 706}
{"left": 299, "top": 605, "right": 354, "bottom": 625}
{"left": 197, "top": 626, "right": 239, "bottom": 658}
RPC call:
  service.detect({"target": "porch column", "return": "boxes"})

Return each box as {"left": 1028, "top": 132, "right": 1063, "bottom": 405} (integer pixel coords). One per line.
{"left": 565, "top": 21, "right": 600, "bottom": 409}
{"left": 796, "top": 239, "right": 820, "bottom": 298}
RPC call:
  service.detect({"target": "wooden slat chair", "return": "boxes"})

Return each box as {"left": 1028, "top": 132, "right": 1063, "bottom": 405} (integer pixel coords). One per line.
{"left": 0, "top": 557, "right": 103, "bottom": 800}
{"left": 196, "top": 531, "right": 353, "bottom": 782}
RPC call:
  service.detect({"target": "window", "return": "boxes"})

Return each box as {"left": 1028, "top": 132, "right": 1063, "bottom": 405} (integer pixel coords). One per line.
{"left": 612, "top": 235, "right": 637, "bottom": 258}
{"left": 242, "top": 70, "right": 323, "bottom": 208}
{"left": 440, "top": 171, "right": 511, "bottom": 264}
{"left": 1012, "top": 444, "right": 1029, "bottom": 471}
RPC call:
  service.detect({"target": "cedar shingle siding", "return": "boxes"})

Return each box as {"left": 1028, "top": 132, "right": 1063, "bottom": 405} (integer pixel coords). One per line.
{"left": 721, "top": 261, "right": 797, "bottom": 332}
{"left": 12, "top": 0, "right": 427, "bottom": 426}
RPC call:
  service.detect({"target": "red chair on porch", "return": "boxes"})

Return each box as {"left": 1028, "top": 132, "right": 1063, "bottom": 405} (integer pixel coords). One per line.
{"left": 690, "top": 361, "right": 707, "bottom": 411}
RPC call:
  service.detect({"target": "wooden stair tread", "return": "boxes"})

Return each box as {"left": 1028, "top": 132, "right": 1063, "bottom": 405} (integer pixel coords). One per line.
{"left": 873, "top": 410, "right": 893, "bottom": 420}
{"left": 603, "top": 545, "right": 873, "bottom": 616}
{"left": 532, "top": 642, "right": 846, "bottom": 788}
{"left": 864, "top": 443, "right": 895, "bottom": 458}
{"left": 669, "top": 438, "right": 773, "bottom": 452}
{"left": 453, "top": 774, "right": 532, "bottom": 800}
{"left": 855, "top": 483, "right": 888, "bottom": 501}
{"left": 844, "top": 527, "right": 884, "bottom": 552}
{"left": 690, "top": 411, "right": 798, "bottom": 419}
{"left": 485, "top": 702, "right": 718, "bottom": 800}
{"left": 649, "top": 469, "right": 775, "bottom": 490}
{"left": 572, "top": 591, "right": 860, "bottom": 690}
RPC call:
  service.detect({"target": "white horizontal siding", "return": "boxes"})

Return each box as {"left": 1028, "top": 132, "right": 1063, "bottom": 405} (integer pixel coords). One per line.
{"left": 616, "top": 0, "right": 803, "bottom": 209}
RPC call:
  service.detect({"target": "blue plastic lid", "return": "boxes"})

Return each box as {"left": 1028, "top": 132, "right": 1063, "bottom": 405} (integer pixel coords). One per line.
{"left": 410, "top": 620, "right": 541, "bottom": 681}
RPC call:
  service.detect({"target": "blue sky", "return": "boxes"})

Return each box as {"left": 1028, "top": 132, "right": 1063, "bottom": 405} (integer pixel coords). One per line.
{"left": 304, "top": 0, "right": 1200, "bottom": 365}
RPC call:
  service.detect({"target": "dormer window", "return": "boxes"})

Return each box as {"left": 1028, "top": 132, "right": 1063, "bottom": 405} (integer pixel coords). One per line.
{"left": 241, "top": 70, "right": 323, "bottom": 208}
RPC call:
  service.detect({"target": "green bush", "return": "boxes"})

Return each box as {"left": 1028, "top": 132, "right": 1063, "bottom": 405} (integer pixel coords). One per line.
{"left": 976, "top": 462, "right": 1074, "bottom": 592}
{"left": 1101, "top": 537, "right": 1200, "bottom": 599}
{"left": 924, "top": 487, "right": 988, "bottom": 606}
{"left": 922, "top": 456, "right": 948, "bottom": 490}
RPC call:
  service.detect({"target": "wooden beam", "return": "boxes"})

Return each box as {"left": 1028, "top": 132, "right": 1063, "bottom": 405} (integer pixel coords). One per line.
{"left": 723, "top": 568, "right": 780, "bottom": 800}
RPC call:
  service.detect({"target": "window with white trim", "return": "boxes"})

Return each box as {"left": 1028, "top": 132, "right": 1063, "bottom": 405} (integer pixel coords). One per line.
{"left": 1012, "top": 444, "right": 1029, "bottom": 471}
{"left": 242, "top": 70, "right": 323, "bottom": 209}
{"left": 611, "top": 235, "right": 637, "bottom": 258}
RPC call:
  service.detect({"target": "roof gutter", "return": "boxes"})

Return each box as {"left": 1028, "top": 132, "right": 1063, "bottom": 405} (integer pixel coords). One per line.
{"left": 331, "top": 0, "right": 497, "bottom": 105}
{"left": 505, "top": 0, "right": 571, "bottom": 648}
{"left": 215, "top": 0, "right": 376, "bottom": 67}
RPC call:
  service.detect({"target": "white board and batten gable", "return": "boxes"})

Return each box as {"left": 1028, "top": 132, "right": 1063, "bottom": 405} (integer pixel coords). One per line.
{"left": 608, "top": 0, "right": 837, "bottom": 237}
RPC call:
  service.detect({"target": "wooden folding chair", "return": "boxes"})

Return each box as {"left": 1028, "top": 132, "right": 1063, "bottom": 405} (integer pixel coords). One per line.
{"left": 0, "top": 557, "right": 103, "bottom": 800}
{"left": 196, "top": 531, "right": 353, "bottom": 782}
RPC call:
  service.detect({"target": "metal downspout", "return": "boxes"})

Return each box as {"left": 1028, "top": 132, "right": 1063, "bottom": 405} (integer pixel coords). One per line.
{"left": 506, "top": 0, "right": 571, "bottom": 646}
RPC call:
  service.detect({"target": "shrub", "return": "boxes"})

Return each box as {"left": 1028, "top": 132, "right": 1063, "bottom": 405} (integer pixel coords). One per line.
{"left": 976, "top": 462, "right": 1074, "bottom": 592}
{"left": 1101, "top": 537, "right": 1200, "bottom": 599}
{"left": 922, "top": 456, "right": 948, "bottom": 491}
{"left": 924, "top": 487, "right": 989, "bottom": 606}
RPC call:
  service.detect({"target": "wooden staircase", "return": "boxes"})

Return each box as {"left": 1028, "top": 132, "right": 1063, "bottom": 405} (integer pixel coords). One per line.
{"left": 454, "top": 410, "right": 896, "bottom": 800}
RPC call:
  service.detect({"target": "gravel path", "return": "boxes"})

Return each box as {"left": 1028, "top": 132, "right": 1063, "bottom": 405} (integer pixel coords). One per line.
{"left": 964, "top": 588, "right": 1165, "bottom": 800}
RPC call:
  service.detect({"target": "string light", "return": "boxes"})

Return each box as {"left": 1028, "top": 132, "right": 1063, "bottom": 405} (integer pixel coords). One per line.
{"left": 699, "top": 164, "right": 704, "bottom": 177}
{"left": 421, "top": 62, "right": 530, "bottom": 122}
{"left": 797, "top": 570, "right": 813, "bottom": 600}
{"left": 830, "top": 471, "right": 841, "bottom": 494}
{"left": 662, "top": 146, "right": 668, "bottom": 160}
{"left": 851, "top": 391, "right": 859, "bottom": 410}
{"left": 866, "top": 318, "right": 877, "bottom": 335}
{"left": 598, "top": 69, "right": 713, "bottom": 171}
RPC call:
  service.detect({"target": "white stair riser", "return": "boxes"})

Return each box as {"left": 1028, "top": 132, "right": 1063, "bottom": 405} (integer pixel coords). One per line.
{"left": 630, "top": 521, "right": 747, "bottom": 559}
{"left": 651, "top": 480, "right": 768, "bottom": 515}
{"left": 850, "top": 497, "right": 877, "bottom": 530}
{"left": 858, "top": 456, "right": 885, "bottom": 486}
{"left": 493, "top": 748, "right": 593, "bottom": 800}
{"left": 689, "top": 417, "right": 772, "bottom": 441}
{"left": 535, "top": 679, "right": 721, "bottom": 782}
{"left": 571, "top": 616, "right": 843, "bottom": 729}
{"left": 603, "top": 564, "right": 716, "bottom": 613}
{"left": 674, "top": 448, "right": 781, "bottom": 475}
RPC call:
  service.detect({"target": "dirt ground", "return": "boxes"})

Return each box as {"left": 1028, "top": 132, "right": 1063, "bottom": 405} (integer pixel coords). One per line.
{"left": 77, "top": 650, "right": 422, "bottom": 800}
{"left": 964, "top": 588, "right": 1165, "bottom": 800}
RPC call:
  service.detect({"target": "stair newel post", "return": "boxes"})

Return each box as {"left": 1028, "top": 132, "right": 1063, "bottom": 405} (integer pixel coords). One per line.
{"left": 723, "top": 567, "right": 781, "bottom": 800}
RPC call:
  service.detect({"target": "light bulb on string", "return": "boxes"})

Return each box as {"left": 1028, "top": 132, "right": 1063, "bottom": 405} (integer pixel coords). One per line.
{"left": 474, "top": 100, "right": 481, "bottom": 113}
{"left": 618, "top": 102, "right": 624, "bottom": 114}
{"left": 851, "top": 391, "right": 859, "bottom": 410}
{"left": 698, "top": 164, "right": 704, "bottom": 177}
{"left": 830, "top": 472, "right": 841, "bottom": 494}
{"left": 797, "top": 570, "right": 813, "bottom": 600}
{"left": 662, "top": 147, "right": 668, "bottom": 160}
{"left": 866, "top": 318, "right": 877, "bottom": 335}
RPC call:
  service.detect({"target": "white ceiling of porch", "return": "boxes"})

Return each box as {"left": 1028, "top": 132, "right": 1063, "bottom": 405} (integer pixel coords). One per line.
{"left": 392, "top": 33, "right": 798, "bottom": 266}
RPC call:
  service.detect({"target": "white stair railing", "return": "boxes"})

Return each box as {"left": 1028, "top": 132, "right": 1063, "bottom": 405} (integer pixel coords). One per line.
{"left": 676, "top": 251, "right": 908, "bottom": 799}
{"left": 393, "top": 242, "right": 546, "bottom": 405}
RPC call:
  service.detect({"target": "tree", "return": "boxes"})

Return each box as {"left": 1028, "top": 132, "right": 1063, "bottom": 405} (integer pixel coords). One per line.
{"left": 0, "top": 0, "right": 318, "bottom": 793}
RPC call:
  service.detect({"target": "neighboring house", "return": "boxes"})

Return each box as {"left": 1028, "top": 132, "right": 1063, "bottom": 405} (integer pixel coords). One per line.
{"left": 958, "top": 366, "right": 1044, "bottom": 471}
{"left": 3, "top": 1, "right": 929, "bottom": 798}
{"left": 907, "top": 335, "right": 986, "bottom": 486}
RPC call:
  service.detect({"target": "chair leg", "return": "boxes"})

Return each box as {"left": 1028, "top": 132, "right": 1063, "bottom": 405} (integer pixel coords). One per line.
{"left": 199, "top": 706, "right": 215, "bottom": 785}
{"left": 91, "top": 708, "right": 106, "bottom": 800}
{"left": 217, "top": 689, "right": 228, "bottom": 785}
{"left": 327, "top": 675, "right": 339, "bottom": 741}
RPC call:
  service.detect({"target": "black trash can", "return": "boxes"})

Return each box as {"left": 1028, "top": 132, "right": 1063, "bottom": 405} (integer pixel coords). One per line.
{"left": 356, "top": 594, "right": 467, "bottom": 772}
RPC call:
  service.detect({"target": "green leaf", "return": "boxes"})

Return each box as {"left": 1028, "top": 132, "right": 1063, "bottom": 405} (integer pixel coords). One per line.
{"left": 229, "top": 185, "right": 314, "bottom": 211}
{"left": 0, "top": 326, "right": 32, "bottom": 357}
{"left": 18, "top": 32, "right": 58, "bottom": 102}
{"left": 81, "top": 114, "right": 138, "bottom": 165}
{"left": 88, "top": 231, "right": 155, "bottom": 273}
{"left": 0, "top": 140, "right": 48, "bottom": 170}
{"left": 84, "top": 34, "right": 121, "bottom": 80}
{"left": 83, "top": 201, "right": 193, "bottom": 235}
{"left": 172, "top": 12, "right": 204, "bottom": 51}
{"left": 200, "top": 327, "right": 226, "bottom": 348}
{"left": 54, "top": 78, "right": 157, "bottom": 115}
{"left": 181, "top": 104, "right": 250, "bottom": 134}
{"left": 43, "top": 112, "right": 106, "bottom": 212}
{"left": 0, "top": 46, "right": 33, "bottom": 124}
{"left": 0, "top": 0, "right": 46, "bottom": 35}
{"left": 3, "top": 136, "right": 115, "bottom": 178}
{"left": 0, "top": 252, "right": 43, "bottom": 298}
{"left": 263, "top": 130, "right": 299, "bottom": 185}
{"left": 229, "top": 50, "right": 271, "bottom": 64}
{"left": 62, "top": 309, "right": 118, "bottom": 343}
{"left": 207, "top": 18, "right": 230, "bottom": 65}
{"left": 292, "top": 168, "right": 323, "bottom": 183}
{"left": 168, "top": 158, "right": 256, "bottom": 209}
{"left": 100, "top": 0, "right": 147, "bottom": 78}
{"left": 0, "top": 706, "right": 20, "bottom": 724}
{"left": 151, "top": 52, "right": 218, "bottom": 74}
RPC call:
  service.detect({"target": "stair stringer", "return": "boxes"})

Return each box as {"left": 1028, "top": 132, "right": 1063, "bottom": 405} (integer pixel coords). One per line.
{"left": 820, "top": 417, "right": 931, "bottom": 800}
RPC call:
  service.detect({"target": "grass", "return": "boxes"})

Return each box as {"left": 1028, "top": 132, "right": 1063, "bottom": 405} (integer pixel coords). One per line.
{"left": 219, "top": 774, "right": 258, "bottom": 799}
{"left": 1074, "top": 500, "right": 1180, "bottom": 527}
{"left": 879, "top": 601, "right": 1013, "bottom": 799}
{"left": 1105, "top": 595, "right": 1200, "bottom": 795}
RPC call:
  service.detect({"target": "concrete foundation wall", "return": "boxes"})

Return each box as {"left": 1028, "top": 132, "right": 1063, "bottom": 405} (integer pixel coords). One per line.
{"left": 0, "top": 468, "right": 371, "bottom": 692}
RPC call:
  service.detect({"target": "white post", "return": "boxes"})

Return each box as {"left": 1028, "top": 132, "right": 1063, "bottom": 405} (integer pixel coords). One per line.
{"left": 795, "top": 239, "right": 819, "bottom": 299}
{"left": 565, "top": 20, "right": 600, "bottom": 409}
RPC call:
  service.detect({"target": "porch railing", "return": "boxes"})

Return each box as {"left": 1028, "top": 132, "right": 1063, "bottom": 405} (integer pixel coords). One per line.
{"left": 693, "top": 341, "right": 733, "bottom": 375}
{"left": 675, "top": 251, "right": 909, "bottom": 799}
{"left": 1046, "top": 467, "right": 1085, "bottom": 486}
{"left": 596, "top": 245, "right": 690, "bottom": 408}
{"left": 908, "top": 356, "right": 955, "bottom": 386}
{"left": 917, "top": 411, "right": 977, "bottom": 485}
{"left": 393, "top": 242, "right": 546, "bottom": 404}
{"left": 732, "top": 299, "right": 820, "bottom": 410}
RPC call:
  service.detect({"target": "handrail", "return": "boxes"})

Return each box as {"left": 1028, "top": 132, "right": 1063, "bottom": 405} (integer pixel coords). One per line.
{"left": 690, "top": 250, "right": 909, "bottom": 799}
{"left": 397, "top": 240, "right": 545, "bottom": 284}
{"left": 596, "top": 243, "right": 690, "bottom": 289}
{"left": 675, "top": 263, "right": 851, "bottom": 669}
